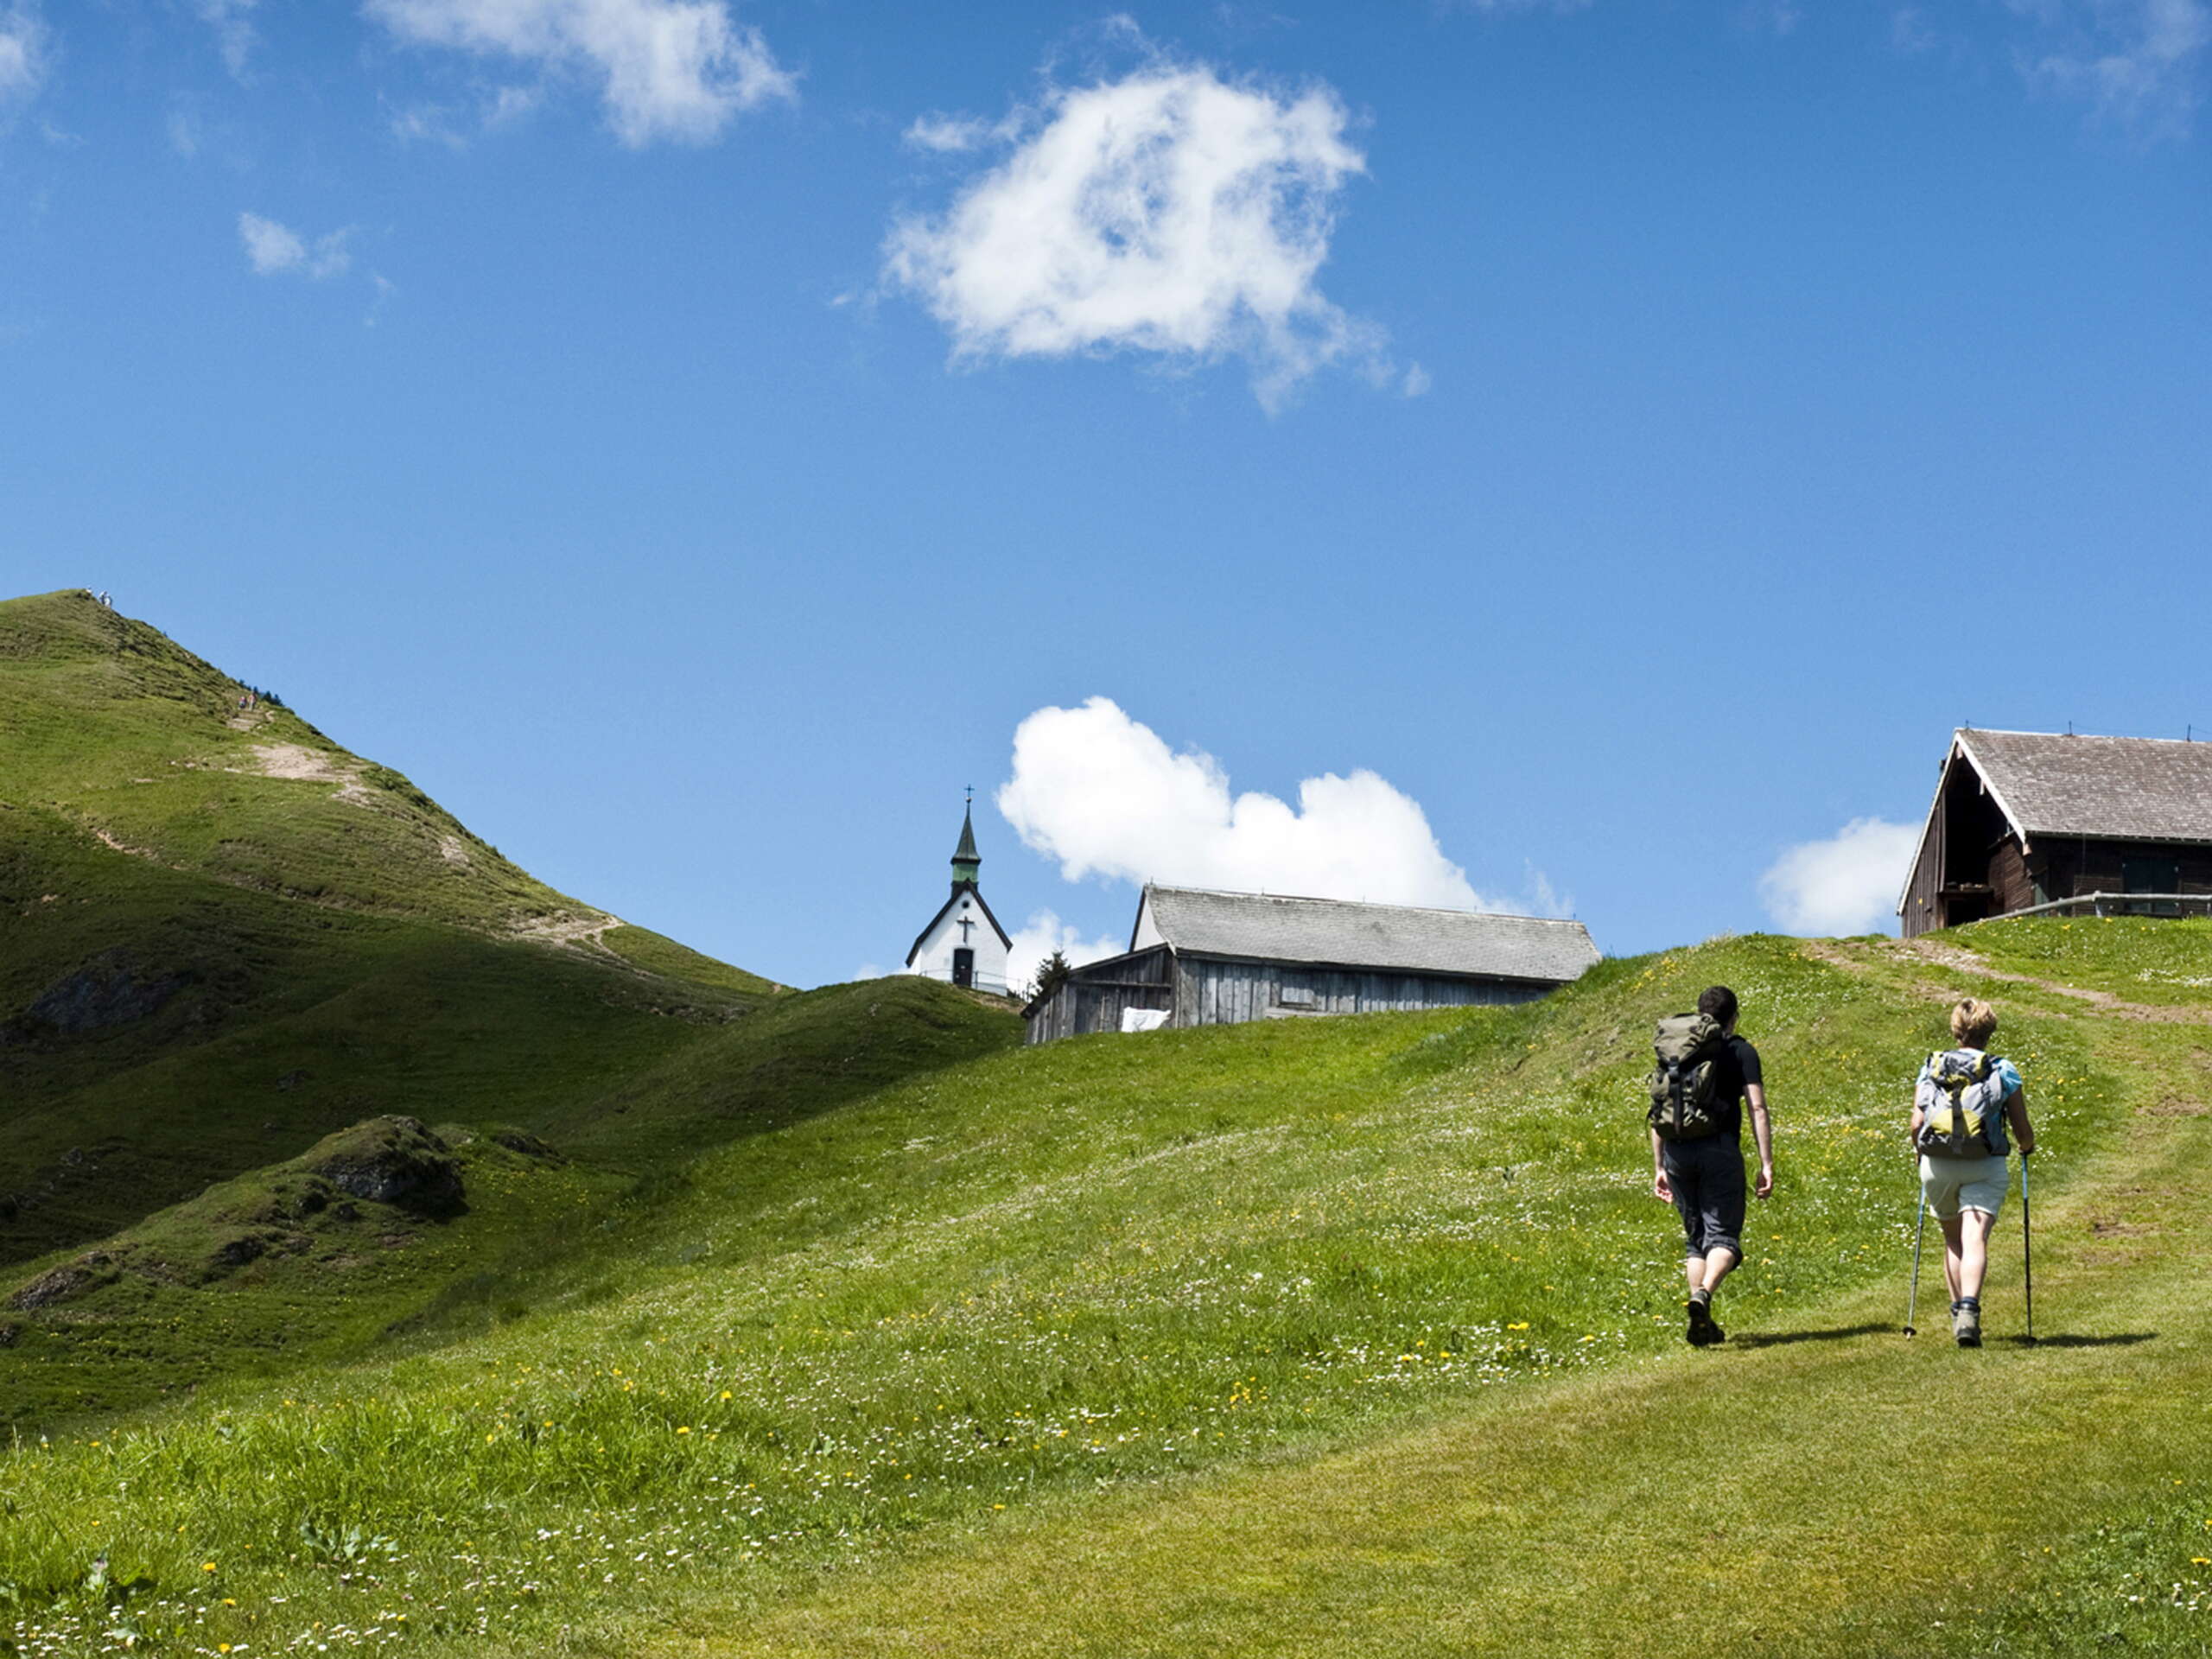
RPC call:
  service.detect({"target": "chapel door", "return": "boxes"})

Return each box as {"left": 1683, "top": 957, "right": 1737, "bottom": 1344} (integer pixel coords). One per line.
{"left": 952, "top": 948, "right": 975, "bottom": 988}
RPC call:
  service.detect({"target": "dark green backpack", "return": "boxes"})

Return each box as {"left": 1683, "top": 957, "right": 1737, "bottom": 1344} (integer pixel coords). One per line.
{"left": 1647, "top": 1013, "right": 1730, "bottom": 1142}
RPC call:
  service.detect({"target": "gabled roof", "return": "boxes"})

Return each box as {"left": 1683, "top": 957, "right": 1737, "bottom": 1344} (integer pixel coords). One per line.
{"left": 1132, "top": 885, "right": 1600, "bottom": 985}
{"left": 1896, "top": 728, "right": 2212, "bottom": 915}
{"left": 1958, "top": 728, "right": 2212, "bottom": 845}
{"left": 905, "top": 880, "right": 1012, "bottom": 966}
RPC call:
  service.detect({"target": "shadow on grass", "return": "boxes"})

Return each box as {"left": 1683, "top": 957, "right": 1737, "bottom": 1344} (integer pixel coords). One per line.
{"left": 1729, "top": 1322, "right": 1894, "bottom": 1349}
{"left": 2007, "top": 1332, "right": 2158, "bottom": 1348}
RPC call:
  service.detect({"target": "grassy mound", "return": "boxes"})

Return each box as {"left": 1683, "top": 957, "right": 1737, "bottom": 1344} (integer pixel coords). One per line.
{"left": 8, "top": 922, "right": 2200, "bottom": 1656}
{"left": 0, "top": 1117, "right": 598, "bottom": 1425}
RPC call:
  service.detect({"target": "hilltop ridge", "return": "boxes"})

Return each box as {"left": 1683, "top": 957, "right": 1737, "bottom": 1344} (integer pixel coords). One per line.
{"left": 1, "top": 588, "right": 654, "bottom": 944}
{"left": 0, "top": 589, "right": 819, "bottom": 1268}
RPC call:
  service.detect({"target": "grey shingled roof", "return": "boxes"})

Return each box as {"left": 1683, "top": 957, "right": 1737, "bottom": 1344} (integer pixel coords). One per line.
{"left": 1138, "top": 886, "right": 1600, "bottom": 984}
{"left": 1959, "top": 729, "right": 2212, "bottom": 845}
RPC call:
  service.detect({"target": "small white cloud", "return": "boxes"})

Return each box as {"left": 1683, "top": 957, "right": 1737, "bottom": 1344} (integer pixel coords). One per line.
{"left": 1758, "top": 817, "right": 1920, "bottom": 937}
{"left": 238, "top": 212, "right": 354, "bottom": 279}
{"left": 997, "top": 696, "right": 1494, "bottom": 911}
{"left": 1735, "top": 0, "right": 1801, "bottom": 36}
{"left": 1005, "top": 910, "right": 1127, "bottom": 999}
{"left": 0, "top": 2, "right": 50, "bottom": 108}
{"left": 885, "top": 62, "right": 1386, "bottom": 410}
{"left": 2017, "top": 0, "right": 2211, "bottom": 137}
{"left": 1890, "top": 6, "right": 1939, "bottom": 54}
{"left": 364, "top": 271, "right": 397, "bottom": 326}
{"left": 1402, "top": 361, "right": 1432, "bottom": 397}
{"left": 365, "top": 0, "right": 796, "bottom": 147}
{"left": 194, "top": 0, "right": 259, "bottom": 77}
{"left": 1521, "top": 863, "right": 1573, "bottom": 920}
{"left": 903, "top": 111, "right": 995, "bottom": 153}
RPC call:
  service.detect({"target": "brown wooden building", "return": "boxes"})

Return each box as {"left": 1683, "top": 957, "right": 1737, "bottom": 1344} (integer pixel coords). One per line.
{"left": 1898, "top": 728, "right": 2212, "bottom": 937}
{"left": 1023, "top": 885, "right": 1600, "bottom": 1044}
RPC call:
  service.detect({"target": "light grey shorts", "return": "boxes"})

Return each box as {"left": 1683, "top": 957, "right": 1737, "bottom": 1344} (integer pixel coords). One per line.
{"left": 1920, "top": 1153, "right": 2010, "bottom": 1221}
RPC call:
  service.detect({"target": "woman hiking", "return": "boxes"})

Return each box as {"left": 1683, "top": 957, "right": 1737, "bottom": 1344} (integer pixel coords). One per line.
{"left": 1910, "top": 998, "right": 2036, "bottom": 1348}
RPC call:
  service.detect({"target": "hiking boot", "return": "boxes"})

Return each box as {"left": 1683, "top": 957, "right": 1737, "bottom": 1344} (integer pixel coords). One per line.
{"left": 1686, "top": 1296, "right": 1719, "bottom": 1347}
{"left": 1953, "top": 1300, "right": 1982, "bottom": 1348}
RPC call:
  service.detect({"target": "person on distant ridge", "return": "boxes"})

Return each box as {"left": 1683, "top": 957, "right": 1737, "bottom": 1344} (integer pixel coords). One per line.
{"left": 1910, "top": 998, "right": 2035, "bottom": 1348}
{"left": 1648, "top": 984, "right": 1774, "bottom": 1346}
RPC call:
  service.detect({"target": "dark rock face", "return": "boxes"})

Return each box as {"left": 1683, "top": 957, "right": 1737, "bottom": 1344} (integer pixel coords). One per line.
{"left": 23, "top": 950, "right": 184, "bottom": 1034}
{"left": 210, "top": 1234, "right": 269, "bottom": 1269}
{"left": 307, "top": 1116, "right": 465, "bottom": 1215}
{"left": 7, "top": 1255, "right": 115, "bottom": 1311}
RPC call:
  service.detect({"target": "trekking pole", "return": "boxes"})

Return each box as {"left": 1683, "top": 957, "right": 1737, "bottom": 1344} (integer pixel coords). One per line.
{"left": 1904, "top": 1192, "right": 1928, "bottom": 1338}
{"left": 2020, "top": 1150, "right": 2035, "bottom": 1346}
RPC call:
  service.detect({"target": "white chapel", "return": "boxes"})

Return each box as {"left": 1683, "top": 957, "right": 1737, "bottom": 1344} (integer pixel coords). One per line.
{"left": 904, "top": 797, "right": 1013, "bottom": 995}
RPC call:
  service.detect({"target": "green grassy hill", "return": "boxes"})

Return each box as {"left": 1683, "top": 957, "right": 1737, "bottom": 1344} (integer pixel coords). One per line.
{"left": 0, "top": 588, "right": 1020, "bottom": 1417}
{"left": 5, "top": 906, "right": 2207, "bottom": 1656}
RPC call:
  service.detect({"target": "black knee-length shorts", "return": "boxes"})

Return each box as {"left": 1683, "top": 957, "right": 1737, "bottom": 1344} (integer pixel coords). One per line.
{"left": 1662, "top": 1135, "right": 1746, "bottom": 1260}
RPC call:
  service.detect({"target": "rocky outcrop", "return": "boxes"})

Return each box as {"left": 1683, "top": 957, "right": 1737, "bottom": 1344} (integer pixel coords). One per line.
{"left": 307, "top": 1117, "right": 465, "bottom": 1215}
{"left": 22, "top": 949, "right": 184, "bottom": 1034}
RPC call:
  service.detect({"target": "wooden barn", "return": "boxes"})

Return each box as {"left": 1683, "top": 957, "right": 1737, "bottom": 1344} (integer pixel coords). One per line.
{"left": 1898, "top": 728, "right": 2212, "bottom": 938}
{"left": 1023, "top": 885, "right": 1601, "bottom": 1045}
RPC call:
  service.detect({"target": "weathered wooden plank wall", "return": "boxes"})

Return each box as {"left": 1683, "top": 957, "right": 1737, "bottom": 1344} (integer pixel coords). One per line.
{"left": 1171, "top": 956, "right": 1546, "bottom": 1028}
{"left": 1022, "top": 948, "right": 1173, "bottom": 1045}
{"left": 1027, "top": 948, "right": 1557, "bottom": 1044}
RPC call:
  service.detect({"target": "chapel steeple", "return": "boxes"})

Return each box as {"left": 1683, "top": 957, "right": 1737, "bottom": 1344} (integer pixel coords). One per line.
{"left": 906, "top": 788, "right": 1011, "bottom": 995}
{"left": 950, "top": 790, "right": 982, "bottom": 890}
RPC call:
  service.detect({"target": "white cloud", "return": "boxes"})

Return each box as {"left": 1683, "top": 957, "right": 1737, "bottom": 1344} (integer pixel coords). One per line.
{"left": 0, "top": 2, "right": 49, "bottom": 107}
{"left": 1890, "top": 6, "right": 1940, "bottom": 54}
{"left": 2016, "top": 0, "right": 2211, "bottom": 136}
{"left": 996, "top": 696, "right": 1494, "bottom": 912}
{"left": 884, "top": 63, "right": 1385, "bottom": 410}
{"left": 365, "top": 0, "right": 796, "bottom": 147}
{"left": 903, "top": 111, "right": 995, "bottom": 154}
{"left": 1758, "top": 817, "right": 1920, "bottom": 937}
{"left": 194, "top": 0, "right": 259, "bottom": 77}
{"left": 238, "top": 213, "right": 354, "bottom": 279}
{"left": 1402, "top": 361, "right": 1432, "bottom": 397}
{"left": 1005, "top": 910, "right": 1127, "bottom": 1000}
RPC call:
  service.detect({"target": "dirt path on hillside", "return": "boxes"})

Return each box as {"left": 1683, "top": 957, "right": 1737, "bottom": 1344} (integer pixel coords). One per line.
{"left": 509, "top": 912, "right": 625, "bottom": 950}
{"left": 1801, "top": 938, "right": 2212, "bottom": 1026}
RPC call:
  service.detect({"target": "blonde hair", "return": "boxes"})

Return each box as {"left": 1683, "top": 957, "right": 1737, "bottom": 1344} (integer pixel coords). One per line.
{"left": 1950, "top": 998, "right": 1998, "bottom": 1048}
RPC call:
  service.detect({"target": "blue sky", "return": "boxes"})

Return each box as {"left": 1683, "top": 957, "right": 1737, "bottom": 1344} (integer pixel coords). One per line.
{"left": 3, "top": 0, "right": 2208, "bottom": 988}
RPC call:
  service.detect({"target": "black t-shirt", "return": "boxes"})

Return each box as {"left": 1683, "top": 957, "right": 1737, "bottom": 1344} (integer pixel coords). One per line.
{"left": 1706, "top": 1035, "right": 1763, "bottom": 1139}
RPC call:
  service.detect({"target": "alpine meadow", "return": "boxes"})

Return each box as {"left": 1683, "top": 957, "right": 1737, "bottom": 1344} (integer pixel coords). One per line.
{"left": 3, "top": 589, "right": 2209, "bottom": 1656}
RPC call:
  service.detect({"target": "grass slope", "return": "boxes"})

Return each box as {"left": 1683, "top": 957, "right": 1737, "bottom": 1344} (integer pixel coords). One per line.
{"left": 1, "top": 588, "right": 793, "bottom": 1262}
{"left": 6, "top": 921, "right": 2204, "bottom": 1657}
{"left": 1, "top": 588, "right": 1021, "bottom": 1419}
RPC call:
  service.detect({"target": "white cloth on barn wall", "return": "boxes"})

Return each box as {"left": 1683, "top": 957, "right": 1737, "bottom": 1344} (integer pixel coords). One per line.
{"left": 1120, "top": 1008, "right": 1170, "bottom": 1034}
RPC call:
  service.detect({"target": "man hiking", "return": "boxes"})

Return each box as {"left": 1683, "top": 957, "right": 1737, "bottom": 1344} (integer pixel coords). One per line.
{"left": 1910, "top": 998, "right": 2035, "bottom": 1348}
{"left": 1649, "top": 984, "right": 1774, "bottom": 1346}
